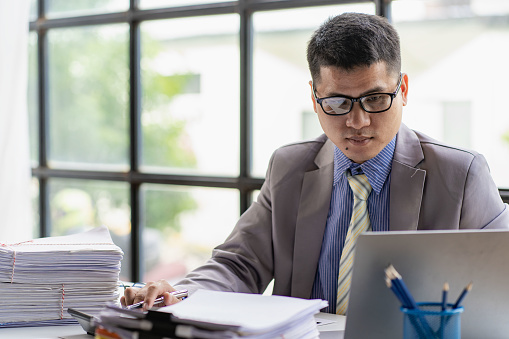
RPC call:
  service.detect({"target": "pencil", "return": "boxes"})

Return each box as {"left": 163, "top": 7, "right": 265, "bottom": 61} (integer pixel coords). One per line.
{"left": 453, "top": 282, "right": 473, "bottom": 309}
{"left": 439, "top": 282, "right": 449, "bottom": 338}
{"left": 385, "top": 265, "right": 418, "bottom": 309}
{"left": 384, "top": 265, "right": 434, "bottom": 339}
{"left": 441, "top": 282, "right": 449, "bottom": 311}
{"left": 385, "top": 277, "right": 407, "bottom": 306}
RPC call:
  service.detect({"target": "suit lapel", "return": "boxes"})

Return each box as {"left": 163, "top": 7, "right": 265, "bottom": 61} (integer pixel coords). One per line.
{"left": 291, "top": 139, "right": 334, "bottom": 298}
{"left": 390, "top": 124, "right": 426, "bottom": 231}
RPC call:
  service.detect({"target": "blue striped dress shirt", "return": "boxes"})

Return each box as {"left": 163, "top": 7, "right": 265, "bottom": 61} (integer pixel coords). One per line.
{"left": 310, "top": 136, "right": 396, "bottom": 313}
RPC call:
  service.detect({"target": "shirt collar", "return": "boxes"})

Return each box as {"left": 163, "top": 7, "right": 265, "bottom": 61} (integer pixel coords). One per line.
{"left": 332, "top": 135, "right": 397, "bottom": 195}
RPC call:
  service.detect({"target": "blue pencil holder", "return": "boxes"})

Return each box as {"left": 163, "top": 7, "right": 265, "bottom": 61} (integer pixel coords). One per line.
{"left": 401, "top": 302, "right": 463, "bottom": 339}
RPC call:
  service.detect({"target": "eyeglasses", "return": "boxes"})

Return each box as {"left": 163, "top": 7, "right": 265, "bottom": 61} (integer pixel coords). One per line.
{"left": 312, "top": 73, "right": 403, "bottom": 116}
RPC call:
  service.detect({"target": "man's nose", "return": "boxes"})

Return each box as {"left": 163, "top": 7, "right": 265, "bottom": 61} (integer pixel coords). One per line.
{"left": 345, "top": 102, "right": 371, "bottom": 129}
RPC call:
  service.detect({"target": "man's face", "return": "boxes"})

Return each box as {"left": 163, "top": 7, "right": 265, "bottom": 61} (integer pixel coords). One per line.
{"left": 310, "top": 62, "right": 408, "bottom": 164}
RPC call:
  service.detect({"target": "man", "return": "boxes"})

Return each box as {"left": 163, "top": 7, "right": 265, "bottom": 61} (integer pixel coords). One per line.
{"left": 122, "top": 12, "right": 509, "bottom": 314}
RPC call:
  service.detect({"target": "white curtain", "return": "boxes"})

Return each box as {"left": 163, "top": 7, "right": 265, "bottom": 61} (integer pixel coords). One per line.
{"left": 0, "top": 1, "right": 33, "bottom": 242}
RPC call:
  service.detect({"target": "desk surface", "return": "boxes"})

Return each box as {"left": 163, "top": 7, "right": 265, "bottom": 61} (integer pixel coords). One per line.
{"left": 0, "top": 325, "right": 88, "bottom": 339}
{"left": 0, "top": 313, "right": 346, "bottom": 339}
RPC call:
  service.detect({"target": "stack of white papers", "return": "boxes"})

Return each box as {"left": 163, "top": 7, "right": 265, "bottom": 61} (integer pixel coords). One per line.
{"left": 96, "top": 290, "right": 328, "bottom": 339}
{"left": 160, "top": 290, "right": 328, "bottom": 339}
{"left": 0, "top": 226, "right": 123, "bottom": 327}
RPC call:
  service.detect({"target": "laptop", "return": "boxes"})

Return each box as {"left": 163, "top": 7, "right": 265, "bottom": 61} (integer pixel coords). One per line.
{"left": 344, "top": 229, "right": 509, "bottom": 339}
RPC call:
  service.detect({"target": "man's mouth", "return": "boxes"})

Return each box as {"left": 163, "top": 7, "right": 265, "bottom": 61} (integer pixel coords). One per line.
{"left": 346, "top": 136, "right": 372, "bottom": 146}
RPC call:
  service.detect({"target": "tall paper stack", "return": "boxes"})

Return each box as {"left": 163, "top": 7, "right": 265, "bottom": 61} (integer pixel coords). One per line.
{"left": 0, "top": 226, "right": 123, "bottom": 327}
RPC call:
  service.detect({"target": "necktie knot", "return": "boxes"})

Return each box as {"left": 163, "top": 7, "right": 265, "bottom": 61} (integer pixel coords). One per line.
{"left": 347, "top": 172, "right": 372, "bottom": 201}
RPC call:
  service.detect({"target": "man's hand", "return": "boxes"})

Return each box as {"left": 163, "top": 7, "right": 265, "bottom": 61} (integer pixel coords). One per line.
{"left": 120, "top": 280, "right": 182, "bottom": 311}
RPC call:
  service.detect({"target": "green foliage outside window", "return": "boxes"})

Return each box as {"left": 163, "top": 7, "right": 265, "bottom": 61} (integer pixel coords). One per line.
{"left": 43, "top": 24, "right": 197, "bottom": 235}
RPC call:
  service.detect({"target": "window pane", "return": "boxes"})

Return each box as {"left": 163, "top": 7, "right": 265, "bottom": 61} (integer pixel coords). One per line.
{"left": 140, "top": 0, "right": 234, "bottom": 10}
{"left": 141, "top": 15, "right": 239, "bottom": 176}
{"left": 29, "top": 0, "right": 38, "bottom": 21}
{"left": 251, "top": 190, "right": 260, "bottom": 205}
{"left": 28, "top": 32, "right": 38, "bottom": 166}
{"left": 46, "top": 0, "right": 128, "bottom": 19}
{"left": 48, "top": 179, "right": 130, "bottom": 280}
{"left": 31, "top": 178, "right": 40, "bottom": 239}
{"left": 141, "top": 184, "right": 239, "bottom": 283}
{"left": 393, "top": 0, "right": 509, "bottom": 188}
{"left": 252, "top": 4, "right": 376, "bottom": 177}
{"left": 47, "top": 25, "right": 129, "bottom": 170}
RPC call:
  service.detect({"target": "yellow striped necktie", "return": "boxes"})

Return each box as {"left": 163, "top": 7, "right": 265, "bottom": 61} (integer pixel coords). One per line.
{"left": 336, "top": 172, "right": 372, "bottom": 315}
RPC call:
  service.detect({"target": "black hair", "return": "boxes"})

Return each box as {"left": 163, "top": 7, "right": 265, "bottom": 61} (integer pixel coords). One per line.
{"left": 307, "top": 13, "right": 401, "bottom": 83}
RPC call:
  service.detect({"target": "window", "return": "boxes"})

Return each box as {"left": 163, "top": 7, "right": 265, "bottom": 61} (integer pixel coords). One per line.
{"left": 47, "top": 24, "right": 130, "bottom": 170}
{"left": 393, "top": 0, "right": 509, "bottom": 189}
{"left": 29, "top": 0, "right": 508, "bottom": 283}
{"left": 140, "top": 14, "right": 240, "bottom": 176}
{"left": 251, "top": 3, "right": 375, "bottom": 176}
{"left": 30, "top": 0, "right": 380, "bottom": 282}
{"left": 443, "top": 101, "right": 472, "bottom": 148}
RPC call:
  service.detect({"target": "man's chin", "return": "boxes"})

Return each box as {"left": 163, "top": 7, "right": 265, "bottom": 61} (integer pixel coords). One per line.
{"left": 342, "top": 147, "right": 378, "bottom": 164}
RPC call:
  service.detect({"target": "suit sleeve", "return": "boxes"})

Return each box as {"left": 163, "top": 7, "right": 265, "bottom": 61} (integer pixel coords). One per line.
{"left": 173, "top": 152, "right": 277, "bottom": 295}
{"left": 461, "top": 153, "right": 509, "bottom": 229}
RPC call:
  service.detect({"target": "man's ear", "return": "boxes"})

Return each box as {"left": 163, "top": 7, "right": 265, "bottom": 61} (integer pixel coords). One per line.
{"left": 400, "top": 73, "right": 409, "bottom": 106}
{"left": 309, "top": 80, "right": 318, "bottom": 113}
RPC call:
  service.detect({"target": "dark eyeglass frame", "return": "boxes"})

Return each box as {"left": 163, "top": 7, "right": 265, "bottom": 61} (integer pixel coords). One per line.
{"left": 312, "top": 73, "right": 403, "bottom": 116}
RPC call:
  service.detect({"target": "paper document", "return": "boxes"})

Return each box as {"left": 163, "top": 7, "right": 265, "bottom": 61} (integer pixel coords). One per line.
{"left": 96, "top": 290, "right": 328, "bottom": 339}
{"left": 159, "top": 289, "right": 328, "bottom": 338}
{"left": 0, "top": 226, "right": 123, "bottom": 327}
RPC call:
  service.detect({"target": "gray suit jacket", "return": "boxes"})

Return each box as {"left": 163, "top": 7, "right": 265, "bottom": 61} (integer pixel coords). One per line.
{"left": 175, "top": 124, "right": 509, "bottom": 299}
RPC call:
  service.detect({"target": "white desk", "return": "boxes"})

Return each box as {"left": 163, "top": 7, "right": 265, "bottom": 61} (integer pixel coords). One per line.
{"left": 0, "top": 325, "right": 87, "bottom": 339}
{"left": 0, "top": 313, "right": 345, "bottom": 338}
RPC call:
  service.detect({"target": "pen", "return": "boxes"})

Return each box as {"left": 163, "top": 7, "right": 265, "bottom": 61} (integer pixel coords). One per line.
{"left": 126, "top": 289, "right": 188, "bottom": 310}
{"left": 452, "top": 282, "right": 473, "bottom": 309}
